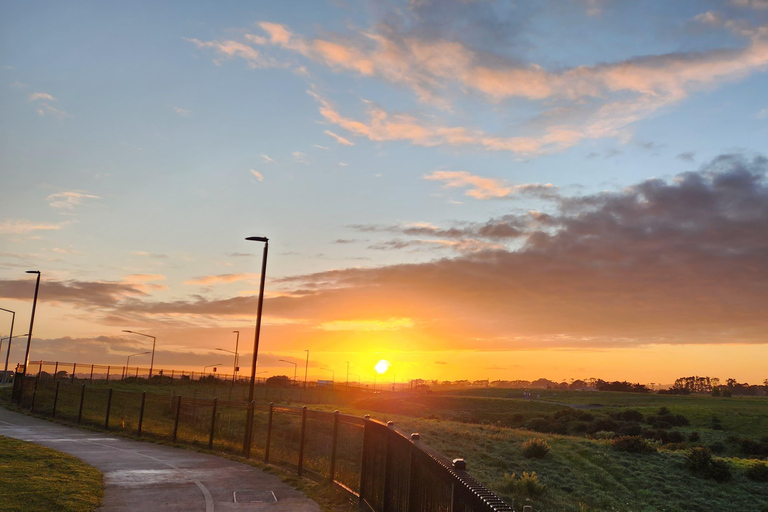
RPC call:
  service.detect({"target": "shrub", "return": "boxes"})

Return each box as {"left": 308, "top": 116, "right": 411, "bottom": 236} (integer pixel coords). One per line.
{"left": 586, "top": 418, "right": 618, "bottom": 434}
{"left": 709, "top": 442, "right": 725, "bottom": 454}
{"left": 745, "top": 462, "right": 768, "bottom": 483}
{"left": 711, "top": 416, "right": 724, "bottom": 430}
{"left": 502, "top": 471, "right": 546, "bottom": 499}
{"left": 688, "top": 432, "right": 700, "bottom": 442}
{"left": 592, "top": 431, "right": 616, "bottom": 440}
{"left": 740, "top": 438, "right": 768, "bottom": 457}
{"left": 666, "top": 431, "right": 685, "bottom": 444}
{"left": 707, "top": 459, "right": 732, "bottom": 482}
{"left": 618, "top": 422, "right": 643, "bottom": 436}
{"left": 685, "top": 447, "right": 732, "bottom": 482}
{"left": 685, "top": 447, "right": 713, "bottom": 473}
{"left": 611, "top": 435, "right": 656, "bottom": 453}
{"left": 612, "top": 409, "right": 644, "bottom": 422}
{"left": 522, "top": 438, "right": 551, "bottom": 459}
{"left": 524, "top": 417, "right": 550, "bottom": 433}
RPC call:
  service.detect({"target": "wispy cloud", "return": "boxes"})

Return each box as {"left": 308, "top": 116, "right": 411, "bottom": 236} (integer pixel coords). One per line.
{"left": 250, "top": 169, "right": 265, "bottom": 181}
{"left": 424, "top": 170, "right": 556, "bottom": 200}
{"left": 184, "top": 273, "right": 261, "bottom": 285}
{"left": 28, "top": 92, "right": 55, "bottom": 101}
{"left": 261, "top": 154, "right": 274, "bottom": 163}
{"left": 317, "top": 317, "right": 414, "bottom": 331}
{"left": 174, "top": 107, "right": 192, "bottom": 116}
{"left": 0, "top": 220, "right": 63, "bottom": 235}
{"left": 324, "top": 129, "right": 355, "bottom": 146}
{"left": 46, "top": 191, "right": 100, "bottom": 210}
{"left": 293, "top": 151, "right": 308, "bottom": 164}
{"left": 131, "top": 251, "right": 169, "bottom": 259}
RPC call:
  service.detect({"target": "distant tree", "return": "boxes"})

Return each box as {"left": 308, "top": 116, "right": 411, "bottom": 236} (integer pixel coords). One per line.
{"left": 266, "top": 375, "right": 291, "bottom": 387}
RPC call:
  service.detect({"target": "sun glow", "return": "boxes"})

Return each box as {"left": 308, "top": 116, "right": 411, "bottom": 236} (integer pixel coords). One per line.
{"left": 374, "top": 359, "right": 390, "bottom": 374}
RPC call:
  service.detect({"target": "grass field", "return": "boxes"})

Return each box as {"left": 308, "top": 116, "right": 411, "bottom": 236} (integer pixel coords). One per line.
{"left": 6, "top": 378, "right": 767, "bottom": 511}
{"left": 0, "top": 435, "right": 103, "bottom": 512}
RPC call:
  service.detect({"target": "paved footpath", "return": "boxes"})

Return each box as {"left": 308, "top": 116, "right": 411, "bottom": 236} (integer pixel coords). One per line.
{"left": 0, "top": 407, "right": 320, "bottom": 512}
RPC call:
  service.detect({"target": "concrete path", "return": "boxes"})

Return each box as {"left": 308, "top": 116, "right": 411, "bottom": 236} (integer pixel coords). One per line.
{"left": 0, "top": 407, "right": 320, "bottom": 512}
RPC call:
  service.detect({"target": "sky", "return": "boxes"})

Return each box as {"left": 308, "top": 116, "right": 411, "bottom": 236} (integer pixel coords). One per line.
{"left": 1, "top": 0, "right": 768, "bottom": 385}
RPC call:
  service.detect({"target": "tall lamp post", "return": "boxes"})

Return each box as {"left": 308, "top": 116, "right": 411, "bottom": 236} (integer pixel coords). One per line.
{"left": 126, "top": 351, "right": 150, "bottom": 368}
{"left": 303, "top": 349, "right": 309, "bottom": 389}
{"left": 216, "top": 330, "right": 240, "bottom": 385}
{"left": 243, "top": 235, "right": 269, "bottom": 458}
{"left": 122, "top": 330, "right": 157, "bottom": 378}
{"left": 320, "top": 367, "right": 335, "bottom": 382}
{"left": 22, "top": 270, "right": 41, "bottom": 376}
{"left": 345, "top": 361, "right": 350, "bottom": 388}
{"left": 0, "top": 308, "right": 15, "bottom": 384}
{"left": 278, "top": 359, "right": 297, "bottom": 385}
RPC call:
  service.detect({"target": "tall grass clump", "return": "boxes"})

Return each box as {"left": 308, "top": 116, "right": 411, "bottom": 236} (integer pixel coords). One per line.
{"left": 685, "top": 447, "right": 732, "bottom": 482}
{"left": 521, "top": 437, "right": 551, "bottom": 458}
{"left": 501, "top": 471, "right": 546, "bottom": 499}
{"left": 745, "top": 462, "right": 768, "bottom": 482}
{"left": 611, "top": 435, "right": 655, "bottom": 453}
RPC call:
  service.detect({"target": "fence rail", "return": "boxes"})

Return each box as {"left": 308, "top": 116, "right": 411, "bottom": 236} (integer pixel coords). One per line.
{"left": 8, "top": 371, "right": 513, "bottom": 512}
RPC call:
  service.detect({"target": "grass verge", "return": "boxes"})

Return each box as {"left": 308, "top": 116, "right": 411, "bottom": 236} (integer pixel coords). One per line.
{"left": 0, "top": 435, "right": 103, "bottom": 512}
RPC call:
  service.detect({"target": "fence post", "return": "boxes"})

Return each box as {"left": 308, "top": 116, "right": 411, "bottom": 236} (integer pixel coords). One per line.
{"left": 359, "top": 415, "right": 371, "bottom": 505}
{"left": 243, "top": 401, "right": 254, "bottom": 458}
{"left": 89, "top": 364, "right": 94, "bottom": 383}
{"left": 30, "top": 374, "right": 39, "bottom": 412}
{"left": 383, "top": 422, "right": 394, "bottom": 512}
{"left": 208, "top": 398, "right": 217, "bottom": 450}
{"left": 104, "top": 388, "right": 113, "bottom": 430}
{"left": 407, "top": 434, "right": 421, "bottom": 512}
{"left": 172, "top": 395, "right": 182, "bottom": 442}
{"left": 52, "top": 380, "right": 60, "bottom": 418}
{"left": 71, "top": 363, "right": 76, "bottom": 383}
{"left": 77, "top": 384, "right": 85, "bottom": 423}
{"left": 53, "top": 361, "right": 58, "bottom": 382}
{"left": 329, "top": 410, "right": 339, "bottom": 483}
{"left": 297, "top": 406, "right": 307, "bottom": 477}
{"left": 265, "top": 402, "right": 274, "bottom": 463}
{"left": 137, "top": 392, "right": 146, "bottom": 436}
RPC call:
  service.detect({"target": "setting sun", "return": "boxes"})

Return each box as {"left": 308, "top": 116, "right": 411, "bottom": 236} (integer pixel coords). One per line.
{"left": 374, "top": 359, "right": 390, "bottom": 374}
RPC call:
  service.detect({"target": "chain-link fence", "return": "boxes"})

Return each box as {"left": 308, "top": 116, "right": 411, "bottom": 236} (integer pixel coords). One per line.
{"left": 9, "top": 371, "right": 513, "bottom": 512}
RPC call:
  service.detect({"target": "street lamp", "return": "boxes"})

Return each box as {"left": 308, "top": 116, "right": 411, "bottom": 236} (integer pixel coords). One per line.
{"left": 204, "top": 363, "right": 224, "bottom": 375}
{"left": 345, "top": 361, "right": 350, "bottom": 387}
{"left": 216, "top": 330, "right": 240, "bottom": 385}
{"left": 303, "top": 349, "right": 309, "bottom": 389}
{"left": 243, "top": 235, "right": 269, "bottom": 458}
{"left": 126, "top": 351, "right": 150, "bottom": 368}
{"left": 320, "top": 367, "right": 335, "bottom": 382}
{"left": 1, "top": 334, "right": 28, "bottom": 382}
{"left": 278, "top": 359, "right": 297, "bottom": 384}
{"left": 22, "top": 270, "right": 41, "bottom": 376}
{"left": 0, "top": 308, "right": 15, "bottom": 384}
{"left": 349, "top": 372, "right": 360, "bottom": 387}
{"left": 122, "top": 330, "right": 157, "bottom": 378}
{"left": 244, "top": 236, "right": 268, "bottom": 403}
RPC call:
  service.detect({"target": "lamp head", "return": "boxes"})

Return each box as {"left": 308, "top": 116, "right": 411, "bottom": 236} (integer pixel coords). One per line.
{"left": 122, "top": 330, "right": 132, "bottom": 333}
{"left": 245, "top": 236, "right": 268, "bottom": 243}
{"left": 26, "top": 270, "right": 40, "bottom": 274}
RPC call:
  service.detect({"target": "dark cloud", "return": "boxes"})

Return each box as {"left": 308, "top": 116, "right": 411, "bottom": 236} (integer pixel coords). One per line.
{"left": 4, "top": 154, "right": 767, "bottom": 350}
{"left": 677, "top": 151, "right": 696, "bottom": 162}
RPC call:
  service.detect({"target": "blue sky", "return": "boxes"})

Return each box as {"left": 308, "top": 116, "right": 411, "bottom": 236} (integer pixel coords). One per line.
{"left": 2, "top": 0, "right": 768, "bottom": 383}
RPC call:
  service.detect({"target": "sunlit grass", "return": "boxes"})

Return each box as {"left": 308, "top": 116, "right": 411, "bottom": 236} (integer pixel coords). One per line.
{"left": 0, "top": 436, "right": 103, "bottom": 512}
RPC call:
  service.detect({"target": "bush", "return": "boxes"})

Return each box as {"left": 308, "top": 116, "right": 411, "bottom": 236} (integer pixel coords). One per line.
{"left": 711, "top": 416, "right": 724, "bottom": 430}
{"left": 618, "top": 422, "right": 643, "bottom": 436}
{"left": 685, "top": 447, "right": 732, "bottom": 482}
{"left": 612, "top": 409, "right": 644, "bottom": 422}
{"left": 586, "top": 418, "right": 618, "bottom": 434}
{"left": 709, "top": 442, "right": 725, "bottom": 454}
{"left": 611, "top": 435, "right": 656, "bottom": 453}
{"left": 745, "top": 462, "right": 768, "bottom": 483}
{"left": 524, "top": 417, "right": 550, "bottom": 433}
{"left": 707, "top": 459, "right": 732, "bottom": 482}
{"left": 502, "top": 471, "right": 546, "bottom": 499}
{"left": 685, "top": 447, "right": 713, "bottom": 473}
{"left": 740, "top": 438, "right": 768, "bottom": 457}
{"left": 688, "top": 432, "right": 700, "bottom": 442}
{"left": 666, "top": 431, "right": 685, "bottom": 444}
{"left": 522, "top": 438, "right": 551, "bottom": 459}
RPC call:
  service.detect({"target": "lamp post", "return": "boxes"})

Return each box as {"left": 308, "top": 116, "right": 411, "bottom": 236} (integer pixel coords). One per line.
{"left": 303, "top": 349, "right": 309, "bottom": 389}
{"left": 1, "top": 334, "right": 27, "bottom": 382}
{"left": 203, "top": 363, "right": 223, "bottom": 376}
{"left": 320, "top": 367, "right": 335, "bottom": 382}
{"left": 243, "top": 235, "right": 269, "bottom": 458}
{"left": 0, "top": 308, "right": 15, "bottom": 384}
{"left": 278, "top": 359, "right": 297, "bottom": 384}
{"left": 349, "top": 372, "right": 360, "bottom": 387}
{"left": 345, "top": 361, "right": 350, "bottom": 387}
{"left": 122, "top": 330, "right": 157, "bottom": 378}
{"left": 244, "top": 236, "right": 268, "bottom": 402}
{"left": 126, "top": 351, "right": 150, "bottom": 369}
{"left": 216, "top": 330, "right": 239, "bottom": 385}
{"left": 22, "top": 270, "right": 41, "bottom": 376}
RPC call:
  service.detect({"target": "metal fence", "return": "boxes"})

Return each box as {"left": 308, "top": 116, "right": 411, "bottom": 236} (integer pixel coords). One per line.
{"left": 9, "top": 371, "right": 513, "bottom": 512}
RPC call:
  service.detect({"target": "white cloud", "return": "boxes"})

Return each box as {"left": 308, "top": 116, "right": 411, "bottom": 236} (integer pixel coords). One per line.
{"left": 250, "top": 169, "right": 265, "bottom": 181}
{"left": 293, "top": 151, "right": 309, "bottom": 164}
{"left": 0, "top": 220, "right": 62, "bottom": 234}
{"left": 46, "top": 191, "right": 99, "bottom": 210}
{"left": 174, "top": 107, "right": 192, "bottom": 116}
{"left": 757, "top": 107, "right": 768, "bottom": 118}
{"left": 28, "top": 92, "right": 55, "bottom": 101}
{"left": 261, "top": 154, "right": 274, "bottom": 163}
{"left": 324, "top": 129, "right": 355, "bottom": 146}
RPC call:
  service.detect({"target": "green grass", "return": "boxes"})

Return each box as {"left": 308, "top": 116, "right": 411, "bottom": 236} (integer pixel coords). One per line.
{"left": 0, "top": 436, "right": 103, "bottom": 512}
